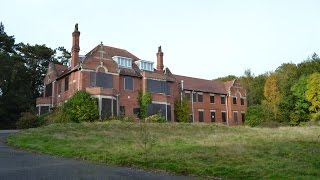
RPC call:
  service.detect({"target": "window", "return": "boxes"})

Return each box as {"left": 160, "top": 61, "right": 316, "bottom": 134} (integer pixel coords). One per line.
{"left": 185, "top": 92, "right": 191, "bottom": 100}
{"left": 210, "top": 95, "right": 215, "bottom": 104}
{"left": 211, "top": 111, "right": 216, "bottom": 122}
{"left": 147, "top": 79, "right": 170, "bottom": 95}
{"left": 147, "top": 103, "right": 168, "bottom": 120}
{"left": 113, "top": 56, "right": 132, "bottom": 68}
{"left": 58, "top": 81, "right": 61, "bottom": 94}
{"left": 241, "top": 113, "right": 245, "bottom": 123}
{"left": 90, "top": 72, "right": 113, "bottom": 88}
{"left": 221, "top": 96, "right": 226, "bottom": 104}
{"left": 65, "top": 76, "right": 69, "bottom": 91}
{"left": 39, "top": 106, "right": 50, "bottom": 115}
{"left": 241, "top": 98, "right": 245, "bottom": 105}
{"left": 124, "top": 76, "right": 133, "bottom": 90}
{"left": 135, "top": 60, "right": 154, "bottom": 71}
{"left": 197, "top": 93, "right": 203, "bottom": 102}
{"left": 133, "top": 108, "right": 140, "bottom": 115}
{"left": 198, "top": 110, "right": 204, "bottom": 122}
{"left": 233, "top": 97, "right": 237, "bottom": 104}
{"left": 222, "top": 112, "right": 227, "bottom": 122}
{"left": 120, "top": 106, "right": 125, "bottom": 116}
{"left": 193, "top": 93, "right": 197, "bottom": 102}
{"left": 234, "top": 111, "right": 238, "bottom": 123}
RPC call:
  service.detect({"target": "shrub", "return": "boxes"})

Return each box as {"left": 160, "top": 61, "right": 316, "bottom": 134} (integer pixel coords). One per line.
{"left": 44, "top": 107, "right": 71, "bottom": 124}
{"left": 145, "top": 113, "right": 166, "bottom": 123}
{"left": 174, "top": 98, "right": 191, "bottom": 122}
{"left": 63, "top": 90, "right": 99, "bottom": 122}
{"left": 16, "top": 112, "right": 38, "bottom": 129}
{"left": 245, "top": 105, "right": 272, "bottom": 127}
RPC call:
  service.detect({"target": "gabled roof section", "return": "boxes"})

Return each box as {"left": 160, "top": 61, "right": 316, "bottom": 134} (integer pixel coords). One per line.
{"left": 86, "top": 45, "right": 140, "bottom": 61}
{"left": 119, "top": 63, "right": 142, "bottom": 77}
{"left": 54, "top": 63, "right": 68, "bottom": 76}
{"left": 224, "top": 80, "right": 235, "bottom": 91}
{"left": 174, "top": 74, "right": 227, "bottom": 94}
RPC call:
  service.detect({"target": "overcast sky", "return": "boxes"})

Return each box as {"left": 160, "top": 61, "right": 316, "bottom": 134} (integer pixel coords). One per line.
{"left": 1, "top": 0, "right": 320, "bottom": 79}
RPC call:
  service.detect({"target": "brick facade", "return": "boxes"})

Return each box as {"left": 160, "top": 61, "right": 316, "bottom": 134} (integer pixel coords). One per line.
{"left": 36, "top": 24, "right": 247, "bottom": 125}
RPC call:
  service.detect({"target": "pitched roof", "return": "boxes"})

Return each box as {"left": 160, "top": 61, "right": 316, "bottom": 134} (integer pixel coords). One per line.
{"left": 52, "top": 63, "right": 68, "bottom": 76}
{"left": 119, "top": 63, "right": 142, "bottom": 77}
{"left": 174, "top": 74, "right": 227, "bottom": 94}
{"left": 224, "top": 80, "right": 235, "bottom": 91}
{"left": 86, "top": 45, "right": 140, "bottom": 61}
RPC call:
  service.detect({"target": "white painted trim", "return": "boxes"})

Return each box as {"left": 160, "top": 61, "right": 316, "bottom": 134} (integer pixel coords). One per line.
{"left": 210, "top": 110, "right": 216, "bottom": 112}
{"left": 95, "top": 64, "right": 108, "bottom": 72}
{"left": 151, "top": 101, "right": 170, "bottom": 105}
{"left": 198, "top": 109, "right": 204, "bottom": 111}
{"left": 92, "top": 95, "right": 116, "bottom": 100}
{"left": 36, "top": 104, "right": 51, "bottom": 107}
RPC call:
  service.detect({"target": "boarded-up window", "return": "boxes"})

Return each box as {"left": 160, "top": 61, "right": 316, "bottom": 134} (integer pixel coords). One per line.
{"left": 234, "top": 111, "right": 238, "bottom": 123}
{"left": 40, "top": 106, "right": 50, "bottom": 115}
{"left": 233, "top": 97, "right": 237, "bottom": 104}
{"left": 222, "top": 112, "right": 227, "bottom": 122}
{"left": 210, "top": 95, "right": 215, "bottom": 103}
{"left": 221, "top": 96, "right": 226, "bottom": 104}
{"left": 198, "top": 110, "right": 204, "bottom": 122}
{"left": 65, "top": 76, "right": 69, "bottom": 91}
{"left": 241, "top": 98, "right": 245, "bottom": 105}
{"left": 90, "top": 72, "right": 113, "bottom": 88}
{"left": 124, "top": 76, "right": 133, "bottom": 90}
{"left": 241, "top": 113, "right": 245, "bottom": 123}
{"left": 147, "top": 103, "right": 170, "bottom": 120}
{"left": 197, "top": 93, "right": 203, "bottom": 102}
{"left": 101, "top": 98, "right": 112, "bottom": 119}
{"left": 120, "top": 106, "right": 125, "bottom": 116}
{"left": 45, "top": 83, "right": 52, "bottom": 97}
{"left": 146, "top": 79, "right": 170, "bottom": 95}
{"left": 133, "top": 108, "right": 140, "bottom": 115}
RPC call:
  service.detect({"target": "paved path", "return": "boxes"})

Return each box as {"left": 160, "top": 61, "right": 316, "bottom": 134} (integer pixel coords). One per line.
{"left": 0, "top": 130, "right": 192, "bottom": 180}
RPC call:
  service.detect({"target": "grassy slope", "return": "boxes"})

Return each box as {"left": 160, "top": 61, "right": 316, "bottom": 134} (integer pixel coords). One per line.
{"left": 7, "top": 122, "right": 320, "bottom": 179}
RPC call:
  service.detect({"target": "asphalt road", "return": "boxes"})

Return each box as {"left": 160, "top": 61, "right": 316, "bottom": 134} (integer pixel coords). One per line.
{"left": 0, "top": 130, "right": 192, "bottom": 180}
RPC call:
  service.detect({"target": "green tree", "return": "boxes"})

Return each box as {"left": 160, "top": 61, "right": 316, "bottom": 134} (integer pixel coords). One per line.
{"left": 290, "top": 76, "right": 310, "bottom": 125}
{"left": 55, "top": 46, "right": 71, "bottom": 65}
{"left": 138, "top": 91, "right": 152, "bottom": 119}
{"left": 63, "top": 90, "right": 99, "bottom": 122}
{"left": 305, "top": 73, "right": 320, "bottom": 121}
{"left": 264, "top": 73, "right": 281, "bottom": 121}
{"left": 215, "top": 75, "right": 237, "bottom": 82}
{"left": 245, "top": 104, "right": 272, "bottom": 127}
{"left": 174, "top": 98, "right": 191, "bottom": 122}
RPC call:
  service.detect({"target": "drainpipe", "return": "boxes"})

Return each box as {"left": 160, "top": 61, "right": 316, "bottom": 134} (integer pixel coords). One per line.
{"left": 77, "top": 66, "right": 81, "bottom": 91}
{"left": 180, "top": 80, "right": 184, "bottom": 103}
{"left": 226, "top": 94, "right": 229, "bottom": 126}
{"left": 52, "top": 81, "right": 55, "bottom": 108}
{"left": 116, "top": 94, "right": 119, "bottom": 116}
{"left": 191, "top": 90, "right": 195, "bottom": 123}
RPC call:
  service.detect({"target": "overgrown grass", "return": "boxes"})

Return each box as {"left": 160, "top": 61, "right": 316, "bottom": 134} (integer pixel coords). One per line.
{"left": 7, "top": 121, "right": 320, "bottom": 179}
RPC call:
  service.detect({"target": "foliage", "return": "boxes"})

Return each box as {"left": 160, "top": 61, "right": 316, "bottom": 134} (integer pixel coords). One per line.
{"left": 145, "top": 113, "right": 166, "bottom": 123}
{"left": 290, "top": 76, "right": 310, "bottom": 125}
{"left": 245, "top": 105, "right": 272, "bottom": 127}
{"left": 44, "top": 107, "right": 71, "bottom": 124}
{"left": 8, "top": 122, "right": 320, "bottom": 179}
{"left": 215, "top": 75, "right": 237, "bottom": 82}
{"left": 305, "top": 73, "right": 320, "bottom": 121}
{"left": 174, "top": 97, "right": 191, "bottom": 122}
{"left": 264, "top": 73, "right": 281, "bottom": 121}
{"left": 16, "top": 112, "right": 39, "bottom": 129}
{"left": 137, "top": 91, "right": 152, "bottom": 119}
{"left": 63, "top": 90, "right": 99, "bottom": 122}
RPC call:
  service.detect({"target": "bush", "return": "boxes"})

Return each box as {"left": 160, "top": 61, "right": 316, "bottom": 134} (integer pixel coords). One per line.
{"left": 145, "top": 113, "right": 166, "bottom": 123}
{"left": 16, "top": 112, "right": 38, "bottom": 129}
{"left": 245, "top": 105, "right": 272, "bottom": 127}
{"left": 174, "top": 98, "right": 191, "bottom": 122}
{"left": 44, "top": 107, "right": 71, "bottom": 124}
{"left": 63, "top": 90, "right": 99, "bottom": 123}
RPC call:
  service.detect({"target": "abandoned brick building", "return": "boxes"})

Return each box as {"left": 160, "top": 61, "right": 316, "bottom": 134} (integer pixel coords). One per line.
{"left": 36, "top": 24, "right": 247, "bottom": 125}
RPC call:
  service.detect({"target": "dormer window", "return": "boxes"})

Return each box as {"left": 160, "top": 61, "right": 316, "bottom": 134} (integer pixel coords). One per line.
{"left": 112, "top": 56, "right": 132, "bottom": 68}
{"left": 135, "top": 60, "right": 154, "bottom": 71}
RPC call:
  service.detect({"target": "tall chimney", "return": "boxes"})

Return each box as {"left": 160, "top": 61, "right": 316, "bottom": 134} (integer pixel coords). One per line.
{"left": 156, "top": 46, "right": 164, "bottom": 71}
{"left": 71, "top": 23, "right": 80, "bottom": 68}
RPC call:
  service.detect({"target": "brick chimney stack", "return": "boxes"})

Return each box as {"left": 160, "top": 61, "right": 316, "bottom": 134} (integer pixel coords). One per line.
{"left": 71, "top": 23, "right": 80, "bottom": 68}
{"left": 156, "top": 46, "right": 164, "bottom": 71}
